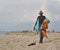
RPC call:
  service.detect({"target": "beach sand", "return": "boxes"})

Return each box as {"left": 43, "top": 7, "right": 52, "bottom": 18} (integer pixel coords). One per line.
{"left": 0, "top": 31, "right": 60, "bottom": 50}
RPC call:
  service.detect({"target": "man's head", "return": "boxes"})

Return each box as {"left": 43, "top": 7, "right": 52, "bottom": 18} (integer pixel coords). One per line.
{"left": 39, "top": 10, "right": 43, "bottom": 16}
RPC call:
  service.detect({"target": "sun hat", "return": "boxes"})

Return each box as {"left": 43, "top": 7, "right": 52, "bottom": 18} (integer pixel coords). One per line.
{"left": 39, "top": 10, "right": 43, "bottom": 14}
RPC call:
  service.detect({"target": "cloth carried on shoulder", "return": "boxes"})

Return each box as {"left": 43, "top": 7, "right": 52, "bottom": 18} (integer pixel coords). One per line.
{"left": 41, "top": 19, "right": 50, "bottom": 39}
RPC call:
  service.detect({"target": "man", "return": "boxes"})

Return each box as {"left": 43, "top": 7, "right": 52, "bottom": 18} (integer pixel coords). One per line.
{"left": 34, "top": 10, "right": 46, "bottom": 43}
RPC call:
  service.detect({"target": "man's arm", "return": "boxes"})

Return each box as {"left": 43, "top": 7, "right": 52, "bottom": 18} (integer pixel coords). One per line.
{"left": 46, "top": 18, "right": 50, "bottom": 24}
{"left": 44, "top": 16, "right": 50, "bottom": 24}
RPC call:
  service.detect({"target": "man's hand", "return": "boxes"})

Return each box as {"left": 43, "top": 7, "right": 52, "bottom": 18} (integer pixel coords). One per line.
{"left": 33, "top": 27, "right": 35, "bottom": 30}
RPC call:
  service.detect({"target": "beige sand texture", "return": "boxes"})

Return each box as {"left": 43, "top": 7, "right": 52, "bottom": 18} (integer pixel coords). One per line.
{"left": 0, "top": 32, "right": 60, "bottom": 50}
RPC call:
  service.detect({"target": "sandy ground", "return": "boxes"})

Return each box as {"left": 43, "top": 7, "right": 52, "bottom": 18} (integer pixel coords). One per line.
{"left": 0, "top": 31, "right": 60, "bottom": 50}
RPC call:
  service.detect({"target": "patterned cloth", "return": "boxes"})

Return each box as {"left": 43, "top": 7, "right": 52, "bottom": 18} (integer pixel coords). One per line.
{"left": 41, "top": 19, "right": 49, "bottom": 39}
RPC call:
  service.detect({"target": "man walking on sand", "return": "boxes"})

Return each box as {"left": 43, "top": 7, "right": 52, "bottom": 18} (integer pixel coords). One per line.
{"left": 34, "top": 10, "right": 50, "bottom": 43}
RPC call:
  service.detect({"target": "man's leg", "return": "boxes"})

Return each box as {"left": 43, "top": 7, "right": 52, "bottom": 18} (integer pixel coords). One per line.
{"left": 39, "top": 30, "right": 43, "bottom": 43}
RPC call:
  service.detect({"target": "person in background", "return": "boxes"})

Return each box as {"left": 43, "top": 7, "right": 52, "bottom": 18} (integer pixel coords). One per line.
{"left": 34, "top": 10, "right": 50, "bottom": 43}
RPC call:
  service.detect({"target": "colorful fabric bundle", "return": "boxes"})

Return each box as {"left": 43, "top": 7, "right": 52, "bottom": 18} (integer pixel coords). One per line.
{"left": 41, "top": 19, "right": 48, "bottom": 39}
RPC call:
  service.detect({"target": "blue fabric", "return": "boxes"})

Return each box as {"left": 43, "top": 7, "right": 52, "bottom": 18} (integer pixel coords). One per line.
{"left": 35, "top": 19, "right": 39, "bottom": 31}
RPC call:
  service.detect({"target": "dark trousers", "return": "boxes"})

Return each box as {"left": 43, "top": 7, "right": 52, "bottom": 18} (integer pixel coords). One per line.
{"left": 38, "top": 30, "right": 43, "bottom": 43}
